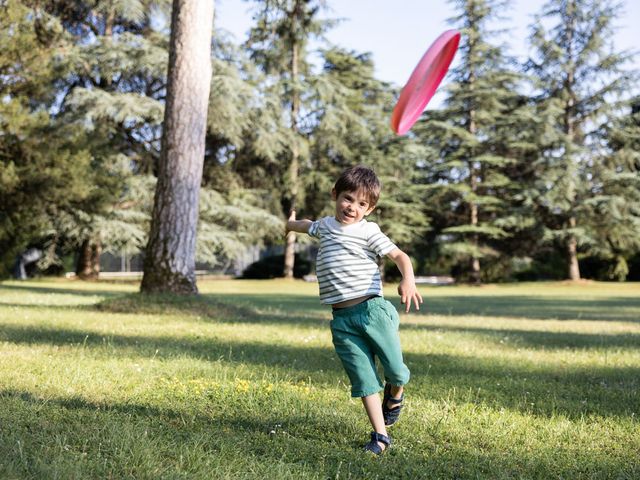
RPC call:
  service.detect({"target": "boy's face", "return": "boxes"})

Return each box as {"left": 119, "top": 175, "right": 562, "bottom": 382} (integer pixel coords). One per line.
{"left": 332, "top": 188, "right": 375, "bottom": 225}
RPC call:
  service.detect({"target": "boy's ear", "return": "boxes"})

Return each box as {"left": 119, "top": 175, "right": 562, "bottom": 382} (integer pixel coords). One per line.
{"left": 365, "top": 205, "right": 376, "bottom": 216}
{"left": 331, "top": 188, "right": 337, "bottom": 200}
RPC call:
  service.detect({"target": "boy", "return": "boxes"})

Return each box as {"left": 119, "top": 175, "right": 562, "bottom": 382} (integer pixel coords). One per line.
{"left": 286, "top": 165, "right": 422, "bottom": 455}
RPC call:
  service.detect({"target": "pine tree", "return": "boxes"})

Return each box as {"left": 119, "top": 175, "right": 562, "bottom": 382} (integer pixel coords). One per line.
{"left": 526, "top": 0, "right": 637, "bottom": 280}
{"left": 245, "top": 0, "right": 331, "bottom": 278}
{"left": 309, "top": 47, "right": 430, "bottom": 267}
{"left": 201, "top": 31, "right": 290, "bottom": 207}
{"left": 0, "top": 1, "right": 97, "bottom": 277}
{"left": 31, "top": 0, "right": 171, "bottom": 278}
{"left": 582, "top": 97, "right": 640, "bottom": 280}
{"left": 415, "top": 0, "right": 524, "bottom": 282}
{"left": 141, "top": 0, "right": 215, "bottom": 294}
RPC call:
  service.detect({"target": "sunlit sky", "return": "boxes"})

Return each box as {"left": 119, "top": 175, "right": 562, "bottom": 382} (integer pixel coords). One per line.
{"left": 216, "top": 0, "right": 639, "bottom": 98}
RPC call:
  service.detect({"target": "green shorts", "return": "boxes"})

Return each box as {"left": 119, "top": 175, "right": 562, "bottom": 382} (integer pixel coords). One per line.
{"left": 330, "top": 296, "right": 410, "bottom": 398}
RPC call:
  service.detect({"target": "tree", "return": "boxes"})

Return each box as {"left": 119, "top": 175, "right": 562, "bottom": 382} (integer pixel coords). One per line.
{"left": 526, "top": 0, "right": 637, "bottom": 280}
{"left": 245, "top": 0, "right": 331, "bottom": 278}
{"left": 0, "top": 1, "right": 98, "bottom": 277}
{"left": 582, "top": 97, "right": 640, "bottom": 280}
{"left": 415, "top": 0, "right": 524, "bottom": 282}
{"left": 24, "top": 0, "right": 171, "bottom": 279}
{"left": 140, "top": 0, "right": 215, "bottom": 294}
{"left": 309, "top": 47, "right": 430, "bottom": 274}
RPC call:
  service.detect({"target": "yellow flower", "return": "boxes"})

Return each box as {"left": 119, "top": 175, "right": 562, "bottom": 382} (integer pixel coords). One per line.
{"left": 235, "top": 379, "right": 250, "bottom": 393}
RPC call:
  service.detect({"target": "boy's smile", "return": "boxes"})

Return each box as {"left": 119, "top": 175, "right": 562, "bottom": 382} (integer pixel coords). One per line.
{"left": 332, "top": 189, "right": 375, "bottom": 225}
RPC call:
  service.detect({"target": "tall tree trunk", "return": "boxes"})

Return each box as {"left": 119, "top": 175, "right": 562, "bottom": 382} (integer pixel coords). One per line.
{"left": 468, "top": 65, "right": 481, "bottom": 284}
{"left": 76, "top": 237, "right": 101, "bottom": 280}
{"left": 564, "top": 0, "right": 581, "bottom": 281}
{"left": 141, "top": 0, "right": 214, "bottom": 294}
{"left": 283, "top": 1, "right": 301, "bottom": 279}
{"left": 76, "top": 238, "right": 93, "bottom": 279}
{"left": 567, "top": 217, "right": 580, "bottom": 280}
{"left": 91, "top": 238, "right": 102, "bottom": 278}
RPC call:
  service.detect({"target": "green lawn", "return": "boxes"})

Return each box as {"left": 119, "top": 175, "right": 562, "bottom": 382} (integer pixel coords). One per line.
{"left": 1, "top": 279, "right": 638, "bottom": 479}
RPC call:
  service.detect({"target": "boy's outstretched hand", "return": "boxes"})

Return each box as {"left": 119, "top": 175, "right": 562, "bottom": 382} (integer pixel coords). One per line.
{"left": 387, "top": 248, "right": 424, "bottom": 313}
{"left": 398, "top": 278, "right": 423, "bottom": 313}
{"left": 286, "top": 210, "right": 312, "bottom": 235}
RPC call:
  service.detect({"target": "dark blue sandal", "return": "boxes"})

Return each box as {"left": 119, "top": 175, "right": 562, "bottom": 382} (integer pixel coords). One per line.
{"left": 364, "top": 431, "right": 391, "bottom": 455}
{"left": 382, "top": 384, "right": 404, "bottom": 426}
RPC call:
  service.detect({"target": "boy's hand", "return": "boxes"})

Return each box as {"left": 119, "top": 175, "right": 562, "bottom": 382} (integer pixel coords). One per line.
{"left": 398, "top": 278, "right": 423, "bottom": 313}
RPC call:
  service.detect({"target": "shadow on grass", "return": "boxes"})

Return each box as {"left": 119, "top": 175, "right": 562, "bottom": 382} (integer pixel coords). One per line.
{"left": 1, "top": 323, "right": 638, "bottom": 419}
{"left": 410, "top": 294, "right": 640, "bottom": 322}
{"left": 95, "top": 292, "right": 330, "bottom": 326}
{"left": 0, "top": 323, "right": 342, "bottom": 378}
{"left": 94, "top": 291, "right": 640, "bottom": 326}
{"left": 0, "top": 283, "right": 127, "bottom": 298}
{"left": 102, "top": 291, "right": 640, "bottom": 323}
{"left": 3, "top": 283, "right": 639, "bottom": 322}
{"left": 1, "top": 388, "right": 636, "bottom": 479}
{"left": 401, "top": 322, "right": 640, "bottom": 350}
{"left": 0, "top": 388, "right": 368, "bottom": 478}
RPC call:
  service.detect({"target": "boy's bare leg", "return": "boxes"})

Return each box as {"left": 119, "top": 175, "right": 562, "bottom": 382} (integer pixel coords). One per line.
{"left": 361, "top": 394, "right": 388, "bottom": 450}
{"left": 387, "top": 385, "right": 404, "bottom": 409}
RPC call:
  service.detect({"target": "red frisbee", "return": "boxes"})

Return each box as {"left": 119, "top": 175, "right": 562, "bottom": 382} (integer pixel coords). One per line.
{"left": 391, "top": 29, "right": 460, "bottom": 135}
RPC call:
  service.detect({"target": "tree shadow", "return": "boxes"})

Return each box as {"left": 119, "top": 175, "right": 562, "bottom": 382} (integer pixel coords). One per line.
{"left": 1, "top": 323, "right": 638, "bottom": 419}
{"left": 4, "top": 283, "right": 638, "bottom": 323}
{"left": 400, "top": 322, "right": 640, "bottom": 350}
{"left": 95, "top": 292, "right": 330, "bottom": 327}
{"left": 0, "top": 388, "right": 360, "bottom": 477}
{"left": 410, "top": 295, "right": 640, "bottom": 322}
{"left": 94, "top": 291, "right": 640, "bottom": 329}
{"left": 1, "top": 388, "right": 635, "bottom": 479}
{"left": 0, "top": 323, "right": 342, "bottom": 377}
{"left": 0, "top": 283, "right": 128, "bottom": 298}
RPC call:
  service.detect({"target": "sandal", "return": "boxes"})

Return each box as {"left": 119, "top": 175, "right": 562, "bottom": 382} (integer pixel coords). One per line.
{"left": 382, "top": 383, "right": 404, "bottom": 426}
{"left": 363, "top": 431, "right": 391, "bottom": 455}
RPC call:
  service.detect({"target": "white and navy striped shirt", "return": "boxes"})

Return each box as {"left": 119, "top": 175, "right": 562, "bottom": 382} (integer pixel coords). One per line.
{"left": 308, "top": 216, "right": 397, "bottom": 305}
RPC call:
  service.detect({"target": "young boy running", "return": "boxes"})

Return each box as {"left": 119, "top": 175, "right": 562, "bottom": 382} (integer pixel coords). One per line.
{"left": 286, "top": 165, "right": 422, "bottom": 454}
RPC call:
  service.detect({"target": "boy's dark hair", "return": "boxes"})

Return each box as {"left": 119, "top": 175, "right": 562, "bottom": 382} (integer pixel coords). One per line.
{"left": 334, "top": 165, "right": 381, "bottom": 206}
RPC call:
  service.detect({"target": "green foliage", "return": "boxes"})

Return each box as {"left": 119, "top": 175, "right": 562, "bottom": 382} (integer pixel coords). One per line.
{"left": 197, "top": 187, "right": 284, "bottom": 267}
{"left": 307, "top": 47, "right": 430, "bottom": 248}
{"left": 203, "top": 32, "right": 291, "bottom": 193}
{"left": 414, "top": 0, "right": 527, "bottom": 280}
{"left": 525, "top": 0, "right": 640, "bottom": 279}
{"left": 579, "top": 99, "right": 640, "bottom": 277}
{"left": 2, "top": 0, "right": 640, "bottom": 282}
{"left": 245, "top": 0, "right": 333, "bottom": 78}
{"left": 0, "top": 2, "right": 99, "bottom": 275}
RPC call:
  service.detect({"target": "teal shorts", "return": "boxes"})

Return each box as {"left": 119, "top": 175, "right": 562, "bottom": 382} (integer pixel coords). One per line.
{"left": 330, "top": 296, "right": 410, "bottom": 398}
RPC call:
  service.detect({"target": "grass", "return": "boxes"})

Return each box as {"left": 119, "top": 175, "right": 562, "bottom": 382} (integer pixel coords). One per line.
{"left": 0, "top": 278, "right": 639, "bottom": 479}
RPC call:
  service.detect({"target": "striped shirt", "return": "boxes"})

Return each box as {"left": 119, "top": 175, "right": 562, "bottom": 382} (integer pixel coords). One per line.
{"left": 308, "top": 216, "right": 397, "bottom": 305}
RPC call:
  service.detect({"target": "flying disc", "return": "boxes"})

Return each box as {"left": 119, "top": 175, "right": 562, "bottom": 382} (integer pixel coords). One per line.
{"left": 391, "top": 29, "right": 460, "bottom": 135}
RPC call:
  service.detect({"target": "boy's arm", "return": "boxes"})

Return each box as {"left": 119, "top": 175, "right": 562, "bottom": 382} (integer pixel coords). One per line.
{"left": 285, "top": 210, "right": 313, "bottom": 234}
{"left": 386, "top": 248, "right": 423, "bottom": 313}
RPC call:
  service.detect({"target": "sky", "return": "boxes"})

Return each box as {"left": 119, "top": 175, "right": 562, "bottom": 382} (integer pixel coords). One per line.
{"left": 215, "top": 0, "right": 640, "bottom": 97}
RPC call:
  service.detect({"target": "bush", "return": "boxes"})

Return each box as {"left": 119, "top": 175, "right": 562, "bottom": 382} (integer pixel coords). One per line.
{"left": 242, "top": 254, "right": 311, "bottom": 279}
{"left": 627, "top": 253, "right": 640, "bottom": 281}
{"left": 513, "top": 250, "right": 567, "bottom": 281}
